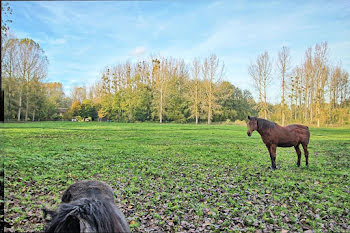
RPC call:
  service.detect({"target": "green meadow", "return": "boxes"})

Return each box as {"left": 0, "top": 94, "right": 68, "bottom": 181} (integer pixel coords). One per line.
{"left": 2, "top": 122, "right": 350, "bottom": 232}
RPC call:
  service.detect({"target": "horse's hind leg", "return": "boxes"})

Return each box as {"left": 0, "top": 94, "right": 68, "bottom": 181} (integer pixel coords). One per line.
{"left": 302, "top": 143, "right": 309, "bottom": 166}
{"left": 294, "top": 144, "right": 301, "bottom": 167}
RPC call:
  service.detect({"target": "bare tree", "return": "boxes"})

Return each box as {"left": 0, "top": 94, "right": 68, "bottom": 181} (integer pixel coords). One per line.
{"left": 71, "top": 86, "right": 87, "bottom": 103}
{"left": 17, "top": 39, "right": 48, "bottom": 121}
{"left": 340, "top": 70, "right": 349, "bottom": 105}
{"left": 313, "top": 42, "right": 329, "bottom": 127}
{"left": 101, "top": 67, "right": 112, "bottom": 95}
{"left": 14, "top": 39, "right": 48, "bottom": 121}
{"left": 248, "top": 51, "right": 272, "bottom": 119}
{"left": 302, "top": 48, "right": 313, "bottom": 123}
{"left": 202, "top": 54, "right": 224, "bottom": 124}
{"left": 289, "top": 67, "right": 303, "bottom": 121}
{"left": 329, "top": 66, "right": 341, "bottom": 109}
{"left": 2, "top": 37, "right": 19, "bottom": 120}
{"left": 152, "top": 57, "right": 171, "bottom": 123}
{"left": 188, "top": 58, "right": 202, "bottom": 124}
{"left": 277, "top": 46, "right": 291, "bottom": 125}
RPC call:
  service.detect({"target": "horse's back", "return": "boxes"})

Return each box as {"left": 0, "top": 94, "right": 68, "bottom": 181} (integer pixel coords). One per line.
{"left": 288, "top": 124, "right": 309, "bottom": 130}
{"left": 285, "top": 124, "right": 310, "bottom": 144}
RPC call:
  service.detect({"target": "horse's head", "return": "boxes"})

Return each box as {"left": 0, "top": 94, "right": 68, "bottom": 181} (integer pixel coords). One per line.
{"left": 247, "top": 116, "right": 258, "bottom": 136}
{"left": 62, "top": 180, "right": 115, "bottom": 203}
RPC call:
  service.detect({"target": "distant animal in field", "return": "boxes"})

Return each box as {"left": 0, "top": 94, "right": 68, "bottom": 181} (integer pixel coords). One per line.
{"left": 43, "top": 180, "right": 130, "bottom": 233}
{"left": 247, "top": 116, "right": 310, "bottom": 169}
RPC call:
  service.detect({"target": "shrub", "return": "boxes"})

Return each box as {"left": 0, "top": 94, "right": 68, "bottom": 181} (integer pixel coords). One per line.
{"left": 233, "top": 119, "right": 247, "bottom": 126}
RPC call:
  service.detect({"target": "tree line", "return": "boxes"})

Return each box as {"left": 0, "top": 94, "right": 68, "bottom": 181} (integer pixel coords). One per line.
{"left": 1, "top": 20, "right": 349, "bottom": 125}
{"left": 2, "top": 35, "right": 349, "bottom": 126}
{"left": 1, "top": 36, "right": 257, "bottom": 123}
{"left": 2, "top": 34, "right": 72, "bottom": 121}
{"left": 66, "top": 55, "right": 257, "bottom": 123}
{"left": 249, "top": 42, "right": 350, "bottom": 127}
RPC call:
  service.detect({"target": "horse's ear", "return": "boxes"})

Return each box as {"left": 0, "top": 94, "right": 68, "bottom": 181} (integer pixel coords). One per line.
{"left": 61, "top": 190, "right": 72, "bottom": 203}
{"left": 248, "top": 115, "right": 251, "bottom": 120}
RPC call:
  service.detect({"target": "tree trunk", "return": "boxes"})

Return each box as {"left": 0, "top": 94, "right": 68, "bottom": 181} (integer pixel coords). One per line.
{"left": 316, "top": 99, "right": 320, "bottom": 127}
{"left": 7, "top": 83, "right": 11, "bottom": 121}
{"left": 207, "top": 103, "right": 211, "bottom": 124}
{"left": 195, "top": 84, "right": 198, "bottom": 124}
{"left": 299, "top": 90, "right": 302, "bottom": 121}
{"left": 208, "top": 83, "right": 212, "bottom": 124}
{"left": 17, "top": 89, "right": 22, "bottom": 121}
{"left": 25, "top": 72, "right": 30, "bottom": 121}
{"left": 264, "top": 98, "right": 267, "bottom": 119}
{"left": 195, "top": 102, "right": 198, "bottom": 124}
{"left": 310, "top": 91, "right": 313, "bottom": 123}
{"left": 304, "top": 87, "right": 308, "bottom": 123}
{"left": 294, "top": 101, "right": 297, "bottom": 120}
{"left": 32, "top": 109, "right": 35, "bottom": 121}
{"left": 281, "top": 73, "right": 285, "bottom": 126}
{"left": 25, "top": 94, "right": 29, "bottom": 121}
{"left": 264, "top": 81, "right": 267, "bottom": 119}
{"left": 159, "top": 88, "right": 163, "bottom": 123}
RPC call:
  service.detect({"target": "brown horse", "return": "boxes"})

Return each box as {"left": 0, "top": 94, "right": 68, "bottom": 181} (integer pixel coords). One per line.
{"left": 247, "top": 116, "right": 310, "bottom": 169}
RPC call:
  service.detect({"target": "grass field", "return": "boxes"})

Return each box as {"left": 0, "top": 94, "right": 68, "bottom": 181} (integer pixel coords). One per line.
{"left": 2, "top": 122, "right": 350, "bottom": 232}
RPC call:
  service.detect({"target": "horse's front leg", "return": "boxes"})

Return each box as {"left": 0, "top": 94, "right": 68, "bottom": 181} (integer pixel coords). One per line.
{"left": 270, "top": 145, "right": 277, "bottom": 169}
{"left": 266, "top": 144, "right": 277, "bottom": 170}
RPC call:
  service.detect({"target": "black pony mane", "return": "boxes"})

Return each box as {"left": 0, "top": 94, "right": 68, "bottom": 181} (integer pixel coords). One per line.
{"left": 44, "top": 198, "right": 129, "bottom": 233}
{"left": 43, "top": 180, "right": 130, "bottom": 233}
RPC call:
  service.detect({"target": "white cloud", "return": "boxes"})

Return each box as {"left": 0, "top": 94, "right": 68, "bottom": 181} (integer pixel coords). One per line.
{"left": 130, "top": 47, "right": 147, "bottom": 56}
{"left": 49, "top": 38, "right": 66, "bottom": 45}
{"left": 207, "top": 0, "right": 224, "bottom": 9}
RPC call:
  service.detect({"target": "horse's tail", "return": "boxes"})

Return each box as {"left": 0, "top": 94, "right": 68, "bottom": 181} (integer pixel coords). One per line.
{"left": 44, "top": 198, "right": 130, "bottom": 233}
{"left": 303, "top": 125, "right": 310, "bottom": 144}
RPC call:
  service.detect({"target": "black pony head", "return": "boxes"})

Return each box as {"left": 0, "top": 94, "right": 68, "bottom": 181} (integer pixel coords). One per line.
{"left": 43, "top": 180, "right": 130, "bottom": 233}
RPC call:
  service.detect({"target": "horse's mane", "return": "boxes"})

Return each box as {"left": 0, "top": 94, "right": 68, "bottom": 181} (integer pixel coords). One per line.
{"left": 44, "top": 198, "right": 129, "bottom": 233}
{"left": 256, "top": 117, "right": 277, "bottom": 130}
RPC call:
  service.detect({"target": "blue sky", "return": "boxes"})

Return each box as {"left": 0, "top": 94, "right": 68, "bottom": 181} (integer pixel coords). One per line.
{"left": 5, "top": 0, "right": 350, "bottom": 102}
